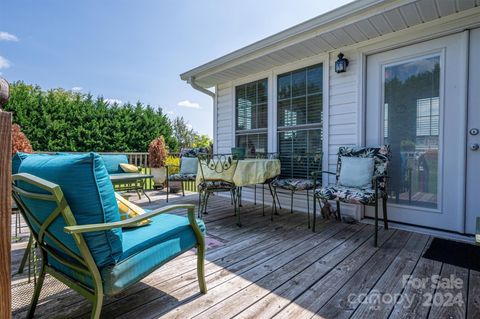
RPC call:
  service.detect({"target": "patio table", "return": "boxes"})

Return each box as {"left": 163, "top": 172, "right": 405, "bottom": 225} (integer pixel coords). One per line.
{"left": 110, "top": 173, "right": 153, "bottom": 203}
{"left": 197, "top": 158, "right": 281, "bottom": 225}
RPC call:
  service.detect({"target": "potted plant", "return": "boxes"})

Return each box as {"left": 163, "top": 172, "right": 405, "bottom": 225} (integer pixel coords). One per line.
{"left": 148, "top": 136, "right": 167, "bottom": 188}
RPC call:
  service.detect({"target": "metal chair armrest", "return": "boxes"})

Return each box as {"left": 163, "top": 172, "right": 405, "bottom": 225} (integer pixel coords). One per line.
{"left": 311, "top": 171, "right": 336, "bottom": 177}
{"left": 65, "top": 204, "right": 197, "bottom": 234}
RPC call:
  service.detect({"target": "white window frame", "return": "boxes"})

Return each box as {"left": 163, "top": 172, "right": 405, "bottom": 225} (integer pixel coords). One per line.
{"left": 272, "top": 55, "right": 329, "bottom": 181}
{"left": 229, "top": 54, "right": 329, "bottom": 172}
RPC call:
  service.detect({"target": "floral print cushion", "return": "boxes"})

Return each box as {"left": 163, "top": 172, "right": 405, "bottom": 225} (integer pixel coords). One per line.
{"left": 168, "top": 173, "right": 197, "bottom": 181}
{"left": 271, "top": 178, "right": 315, "bottom": 191}
{"left": 198, "top": 180, "right": 235, "bottom": 191}
{"left": 181, "top": 147, "right": 210, "bottom": 158}
{"left": 316, "top": 185, "right": 376, "bottom": 205}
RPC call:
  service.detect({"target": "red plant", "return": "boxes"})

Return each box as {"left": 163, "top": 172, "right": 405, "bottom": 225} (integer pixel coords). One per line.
{"left": 148, "top": 136, "right": 167, "bottom": 168}
{"left": 11, "top": 123, "right": 33, "bottom": 156}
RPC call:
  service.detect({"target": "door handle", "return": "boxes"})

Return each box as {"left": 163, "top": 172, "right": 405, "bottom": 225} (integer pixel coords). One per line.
{"left": 471, "top": 143, "right": 480, "bottom": 151}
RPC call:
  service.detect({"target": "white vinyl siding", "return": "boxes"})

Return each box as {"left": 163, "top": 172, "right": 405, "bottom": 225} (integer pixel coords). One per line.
{"left": 327, "top": 50, "right": 358, "bottom": 184}
{"left": 215, "top": 83, "right": 234, "bottom": 154}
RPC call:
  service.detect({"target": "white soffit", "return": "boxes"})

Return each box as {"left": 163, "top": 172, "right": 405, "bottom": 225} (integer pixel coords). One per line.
{"left": 181, "top": 0, "right": 480, "bottom": 88}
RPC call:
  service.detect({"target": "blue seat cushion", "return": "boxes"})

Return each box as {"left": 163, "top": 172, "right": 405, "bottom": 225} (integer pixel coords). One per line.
{"left": 100, "top": 154, "right": 129, "bottom": 174}
{"left": 17, "top": 153, "right": 123, "bottom": 267}
{"left": 101, "top": 213, "right": 206, "bottom": 295}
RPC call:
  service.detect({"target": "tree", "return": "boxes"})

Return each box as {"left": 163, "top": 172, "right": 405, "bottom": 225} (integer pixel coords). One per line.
{"left": 4, "top": 81, "right": 178, "bottom": 152}
{"left": 171, "top": 116, "right": 195, "bottom": 150}
{"left": 193, "top": 134, "right": 212, "bottom": 148}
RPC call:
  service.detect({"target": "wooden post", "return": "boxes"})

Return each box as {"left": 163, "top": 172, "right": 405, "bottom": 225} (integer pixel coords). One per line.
{"left": 0, "top": 110, "right": 12, "bottom": 319}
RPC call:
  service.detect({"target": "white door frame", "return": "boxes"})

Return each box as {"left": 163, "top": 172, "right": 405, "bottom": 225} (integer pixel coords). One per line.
{"left": 364, "top": 32, "right": 468, "bottom": 233}
{"left": 466, "top": 28, "right": 480, "bottom": 235}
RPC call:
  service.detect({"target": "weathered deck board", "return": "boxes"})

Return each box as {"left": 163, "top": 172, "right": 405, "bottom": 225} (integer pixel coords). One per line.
{"left": 388, "top": 238, "right": 443, "bottom": 319}
{"left": 467, "top": 270, "right": 480, "bottom": 319}
{"left": 349, "top": 232, "right": 430, "bottom": 319}
{"left": 272, "top": 227, "right": 395, "bottom": 319}
{"left": 427, "top": 263, "right": 469, "bottom": 319}
{"left": 239, "top": 224, "right": 381, "bottom": 319}
{"left": 10, "top": 193, "right": 479, "bottom": 319}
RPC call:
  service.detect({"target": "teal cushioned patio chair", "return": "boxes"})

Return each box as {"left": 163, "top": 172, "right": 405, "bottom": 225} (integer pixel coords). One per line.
{"left": 12, "top": 153, "right": 207, "bottom": 319}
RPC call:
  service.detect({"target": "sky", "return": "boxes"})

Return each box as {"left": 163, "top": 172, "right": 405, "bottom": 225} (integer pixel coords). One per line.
{"left": 0, "top": 0, "right": 355, "bottom": 137}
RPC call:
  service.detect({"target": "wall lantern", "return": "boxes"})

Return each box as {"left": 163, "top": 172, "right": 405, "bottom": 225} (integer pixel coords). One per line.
{"left": 335, "top": 53, "right": 349, "bottom": 73}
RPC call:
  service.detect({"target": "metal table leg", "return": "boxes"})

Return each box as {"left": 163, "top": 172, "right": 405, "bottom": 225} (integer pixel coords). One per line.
{"left": 140, "top": 179, "right": 151, "bottom": 203}
{"left": 235, "top": 187, "right": 242, "bottom": 227}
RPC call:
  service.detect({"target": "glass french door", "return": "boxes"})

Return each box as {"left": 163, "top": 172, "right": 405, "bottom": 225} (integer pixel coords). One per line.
{"left": 365, "top": 33, "right": 468, "bottom": 232}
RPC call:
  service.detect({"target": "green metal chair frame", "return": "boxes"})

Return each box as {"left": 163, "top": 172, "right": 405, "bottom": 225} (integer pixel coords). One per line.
{"left": 166, "top": 151, "right": 209, "bottom": 203}
{"left": 165, "top": 163, "right": 188, "bottom": 201}
{"left": 12, "top": 173, "right": 207, "bottom": 319}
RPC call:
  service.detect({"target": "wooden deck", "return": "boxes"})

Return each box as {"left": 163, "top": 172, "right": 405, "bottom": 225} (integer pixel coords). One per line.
{"left": 10, "top": 191, "right": 480, "bottom": 319}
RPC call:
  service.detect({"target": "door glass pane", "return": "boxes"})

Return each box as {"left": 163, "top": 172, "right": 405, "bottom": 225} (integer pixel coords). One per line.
{"left": 384, "top": 55, "right": 440, "bottom": 209}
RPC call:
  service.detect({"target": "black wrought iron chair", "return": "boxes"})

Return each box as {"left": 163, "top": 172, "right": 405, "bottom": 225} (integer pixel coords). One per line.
{"left": 196, "top": 153, "right": 237, "bottom": 221}
{"left": 271, "top": 152, "right": 322, "bottom": 229}
{"left": 313, "top": 146, "right": 391, "bottom": 246}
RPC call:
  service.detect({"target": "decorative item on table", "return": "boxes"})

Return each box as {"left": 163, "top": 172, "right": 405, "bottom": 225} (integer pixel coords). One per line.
{"left": 231, "top": 147, "right": 246, "bottom": 160}
{"left": 148, "top": 136, "right": 167, "bottom": 189}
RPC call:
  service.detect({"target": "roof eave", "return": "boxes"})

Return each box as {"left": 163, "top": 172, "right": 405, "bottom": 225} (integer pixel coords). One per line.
{"left": 179, "top": 0, "right": 395, "bottom": 83}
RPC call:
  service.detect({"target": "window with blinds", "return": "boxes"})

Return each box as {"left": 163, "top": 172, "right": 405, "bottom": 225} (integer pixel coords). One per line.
{"left": 277, "top": 64, "right": 323, "bottom": 179}
{"left": 235, "top": 78, "right": 268, "bottom": 156}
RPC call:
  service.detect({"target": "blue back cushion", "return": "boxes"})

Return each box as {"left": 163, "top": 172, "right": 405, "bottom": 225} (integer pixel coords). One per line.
{"left": 17, "top": 153, "right": 123, "bottom": 267}
{"left": 101, "top": 154, "right": 129, "bottom": 174}
{"left": 12, "top": 152, "right": 31, "bottom": 174}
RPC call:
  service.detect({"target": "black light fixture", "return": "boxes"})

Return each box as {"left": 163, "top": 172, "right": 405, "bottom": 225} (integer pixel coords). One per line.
{"left": 335, "top": 53, "right": 349, "bottom": 73}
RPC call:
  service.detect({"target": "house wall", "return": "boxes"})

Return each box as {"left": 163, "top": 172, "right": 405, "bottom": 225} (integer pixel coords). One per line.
{"left": 215, "top": 83, "right": 234, "bottom": 154}
{"left": 211, "top": 11, "right": 480, "bottom": 218}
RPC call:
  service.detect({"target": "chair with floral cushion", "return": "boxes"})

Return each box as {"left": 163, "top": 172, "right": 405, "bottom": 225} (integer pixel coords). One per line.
{"left": 166, "top": 148, "right": 209, "bottom": 202}
{"left": 271, "top": 152, "right": 322, "bottom": 229}
{"left": 312, "top": 145, "right": 391, "bottom": 246}
{"left": 196, "top": 153, "right": 237, "bottom": 221}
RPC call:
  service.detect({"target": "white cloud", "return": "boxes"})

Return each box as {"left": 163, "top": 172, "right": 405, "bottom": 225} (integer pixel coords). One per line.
{"left": 0, "top": 31, "right": 19, "bottom": 42}
{"left": 0, "top": 56, "right": 10, "bottom": 69}
{"left": 71, "top": 86, "right": 83, "bottom": 92}
{"left": 177, "top": 100, "right": 200, "bottom": 109}
{"left": 104, "top": 98, "right": 123, "bottom": 105}
{"left": 186, "top": 123, "right": 193, "bottom": 129}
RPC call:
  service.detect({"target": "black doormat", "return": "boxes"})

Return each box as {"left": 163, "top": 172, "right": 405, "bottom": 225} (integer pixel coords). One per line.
{"left": 423, "top": 238, "right": 480, "bottom": 271}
